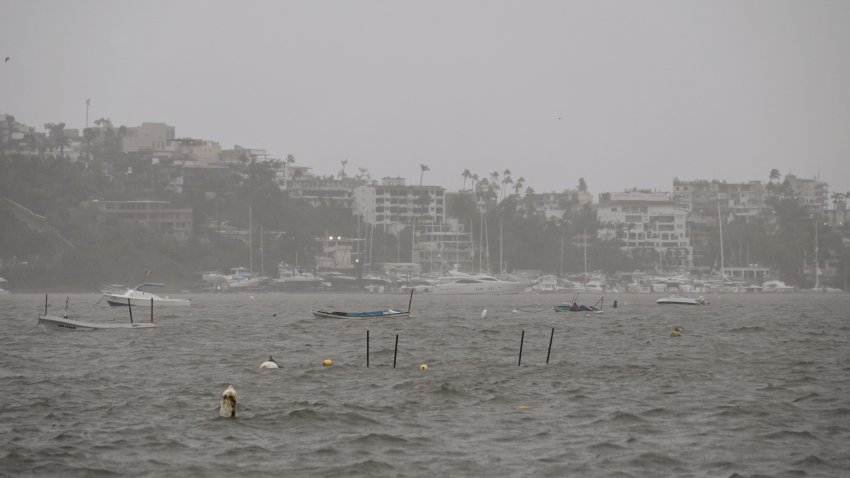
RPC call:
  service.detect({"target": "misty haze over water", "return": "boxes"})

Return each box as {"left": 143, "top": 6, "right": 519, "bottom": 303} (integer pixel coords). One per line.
{"left": 2, "top": 2, "right": 850, "bottom": 477}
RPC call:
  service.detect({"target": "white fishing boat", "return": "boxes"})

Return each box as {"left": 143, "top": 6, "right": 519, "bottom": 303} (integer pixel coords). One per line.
{"left": 656, "top": 295, "right": 707, "bottom": 305}
{"left": 38, "top": 295, "right": 156, "bottom": 331}
{"left": 102, "top": 282, "right": 191, "bottom": 307}
{"left": 38, "top": 315, "right": 156, "bottom": 331}
{"left": 428, "top": 272, "right": 528, "bottom": 295}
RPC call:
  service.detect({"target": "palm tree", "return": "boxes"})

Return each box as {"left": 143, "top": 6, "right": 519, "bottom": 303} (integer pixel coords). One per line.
{"left": 769, "top": 168, "right": 781, "bottom": 183}
{"left": 419, "top": 164, "right": 430, "bottom": 186}
{"left": 768, "top": 169, "right": 781, "bottom": 195}
{"left": 514, "top": 176, "right": 525, "bottom": 196}
{"left": 578, "top": 177, "right": 588, "bottom": 192}
{"left": 500, "top": 176, "right": 513, "bottom": 203}
{"left": 339, "top": 159, "right": 348, "bottom": 179}
{"left": 461, "top": 169, "right": 472, "bottom": 191}
{"left": 44, "top": 122, "right": 68, "bottom": 157}
{"left": 471, "top": 173, "right": 480, "bottom": 194}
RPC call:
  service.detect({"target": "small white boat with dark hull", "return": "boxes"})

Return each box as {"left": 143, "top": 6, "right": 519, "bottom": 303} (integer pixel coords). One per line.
{"left": 656, "top": 295, "right": 707, "bottom": 306}
{"left": 38, "top": 295, "right": 156, "bottom": 331}
{"left": 313, "top": 290, "right": 414, "bottom": 319}
{"left": 102, "top": 283, "right": 190, "bottom": 307}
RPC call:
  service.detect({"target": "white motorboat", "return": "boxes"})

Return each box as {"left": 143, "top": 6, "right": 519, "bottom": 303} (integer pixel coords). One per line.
{"left": 762, "top": 280, "right": 796, "bottom": 293}
{"left": 656, "top": 295, "right": 707, "bottom": 305}
{"left": 102, "top": 283, "right": 191, "bottom": 307}
{"left": 270, "top": 262, "right": 323, "bottom": 291}
{"left": 428, "top": 272, "right": 528, "bottom": 295}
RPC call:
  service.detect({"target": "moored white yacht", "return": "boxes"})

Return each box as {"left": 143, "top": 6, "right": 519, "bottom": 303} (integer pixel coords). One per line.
{"left": 102, "top": 283, "right": 191, "bottom": 307}
{"left": 428, "top": 272, "right": 528, "bottom": 295}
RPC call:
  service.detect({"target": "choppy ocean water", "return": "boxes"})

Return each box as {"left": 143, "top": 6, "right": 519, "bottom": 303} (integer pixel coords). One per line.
{"left": 1, "top": 291, "right": 849, "bottom": 477}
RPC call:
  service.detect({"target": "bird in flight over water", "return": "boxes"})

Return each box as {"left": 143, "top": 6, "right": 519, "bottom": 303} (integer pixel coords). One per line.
{"left": 4, "top": 57, "right": 9, "bottom": 63}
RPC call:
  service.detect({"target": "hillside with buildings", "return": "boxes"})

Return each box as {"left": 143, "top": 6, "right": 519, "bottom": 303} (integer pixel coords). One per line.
{"left": 1, "top": 113, "right": 848, "bottom": 291}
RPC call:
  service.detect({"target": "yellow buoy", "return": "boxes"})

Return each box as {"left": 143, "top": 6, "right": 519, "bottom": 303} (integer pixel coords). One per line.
{"left": 322, "top": 359, "right": 333, "bottom": 366}
{"left": 419, "top": 364, "right": 429, "bottom": 370}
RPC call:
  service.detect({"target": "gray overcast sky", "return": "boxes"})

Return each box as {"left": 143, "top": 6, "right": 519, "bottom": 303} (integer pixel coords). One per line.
{"left": 2, "top": 0, "right": 849, "bottom": 197}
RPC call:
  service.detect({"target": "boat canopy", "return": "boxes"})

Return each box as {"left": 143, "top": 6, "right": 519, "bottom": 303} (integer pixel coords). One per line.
{"left": 134, "top": 282, "right": 165, "bottom": 290}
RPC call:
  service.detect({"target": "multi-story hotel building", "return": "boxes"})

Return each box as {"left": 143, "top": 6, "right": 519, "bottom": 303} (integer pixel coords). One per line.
{"left": 353, "top": 177, "right": 445, "bottom": 227}
{"left": 597, "top": 190, "right": 692, "bottom": 270}
{"left": 87, "top": 200, "right": 193, "bottom": 240}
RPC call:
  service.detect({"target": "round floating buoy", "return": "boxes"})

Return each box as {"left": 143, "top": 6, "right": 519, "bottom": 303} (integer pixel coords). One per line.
{"left": 420, "top": 364, "right": 429, "bottom": 371}
{"left": 260, "top": 355, "right": 279, "bottom": 369}
{"left": 323, "top": 359, "right": 333, "bottom": 367}
{"left": 272, "top": 313, "right": 277, "bottom": 317}
{"left": 481, "top": 309, "right": 488, "bottom": 319}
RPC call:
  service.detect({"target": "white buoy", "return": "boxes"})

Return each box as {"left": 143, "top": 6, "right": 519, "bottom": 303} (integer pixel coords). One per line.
{"left": 481, "top": 309, "right": 488, "bottom": 319}
{"left": 220, "top": 385, "right": 237, "bottom": 418}
{"left": 260, "top": 355, "right": 280, "bottom": 369}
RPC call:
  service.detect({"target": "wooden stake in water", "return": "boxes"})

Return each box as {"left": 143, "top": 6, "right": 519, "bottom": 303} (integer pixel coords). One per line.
{"left": 407, "top": 288, "right": 414, "bottom": 312}
{"left": 44, "top": 294, "right": 48, "bottom": 316}
{"left": 127, "top": 298, "right": 134, "bottom": 324}
{"left": 366, "top": 329, "right": 370, "bottom": 368}
{"left": 393, "top": 334, "right": 399, "bottom": 368}
{"left": 546, "top": 327, "right": 554, "bottom": 364}
{"left": 518, "top": 330, "right": 525, "bottom": 366}
{"left": 150, "top": 297, "right": 154, "bottom": 323}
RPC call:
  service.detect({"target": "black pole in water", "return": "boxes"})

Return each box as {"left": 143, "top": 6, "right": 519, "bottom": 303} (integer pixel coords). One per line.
{"left": 407, "top": 288, "right": 414, "bottom": 312}
{"left": 393, "top": 334, "right": 399, "bottom": 368}
{"left": 518, "top": 330, "right": 525, "bottom": 366}
{"left": 127, "top": 298, "right": 133, "bottom": 324}
{"left": 150, "top": 297, "right": 154, "bottom": 323}
{"left": 546, "top": 327, "right": 555, "bottom": 364}
{"left": 366, "top": 330, "right": 370, "bottom": 368}
{"left": 44, "top": 294, "right": 48, "bottom": 316}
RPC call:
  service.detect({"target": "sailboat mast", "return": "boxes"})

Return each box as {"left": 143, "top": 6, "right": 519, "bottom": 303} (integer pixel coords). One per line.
{"left": 249, "top": 204, "right": 253, "bottom": 274}
{"left": 814, "top": 218, "right": 820, "bottom": 288}
{"left": 560, "top": 236, "right": 564, "bottom": 278}
{"left": 499, "top": 217, "right": 503, "bottom": 274}
{"left": 583, "top": 230, "right": 587, "bottom": 285}
{"left": 260, "top": 224, "right": 264, "bottom": 277}
{"left": 718, "top": 200, "right": 724, "bottom": 285}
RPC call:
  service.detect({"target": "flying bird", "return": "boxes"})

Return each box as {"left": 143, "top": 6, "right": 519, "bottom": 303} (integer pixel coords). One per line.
{"left": 4, "top": 57, "right": 9, "bottom": 63}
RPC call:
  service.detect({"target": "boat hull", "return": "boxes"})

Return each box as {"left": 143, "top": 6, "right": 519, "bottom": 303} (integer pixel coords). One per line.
{"left": 655, "top": 298, "right": 704, "bottom": 305}
{"left": 104, "top": 294, "right": 191, "bottom": 307}
{"left": 38, "top": 315, "right": 156, "bottom": 331}
{"left": 553, "top": 305, "right": 602, "bottom": 313}
{"left": 312, "top": 310, "right": 410, "bottom": 319}
{"left": 429, "top": 282, "right": 528, "bottom": 295}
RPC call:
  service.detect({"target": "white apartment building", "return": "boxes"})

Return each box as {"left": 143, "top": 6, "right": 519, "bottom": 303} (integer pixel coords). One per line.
{"left": 122, "top": 122, "right": 176, "bottom": 152}
{"left": 353, "top": 177, "right": 445, "bottom": 227}
{"left": 783, "top": 174, "right": 828, "bottom": 212}
{"left": 597, "top": 190, "right": 692, "bottom": 270}
{"left": 168, "top": 138, "right": 222, "bottom": 165}
{"left": 524, "top": 189, "right": 593, "bottom": 219}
